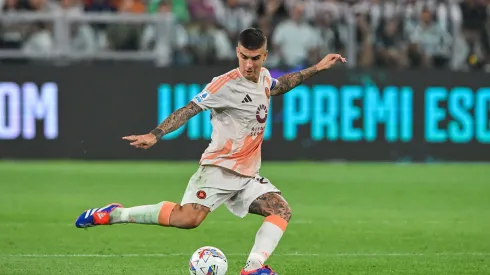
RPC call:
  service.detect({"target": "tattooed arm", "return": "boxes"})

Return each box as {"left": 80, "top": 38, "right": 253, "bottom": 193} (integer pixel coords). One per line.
{"left": 270, "top": 53, "right": 347, "bottom": 97}
{"left": 271, "top": 65, "right": 319, "bottom": 96}
{"left": 150, "top": 101, "right": 203, "bottom": 139}
{"left": 122, "top": 101, "right": 203, "bottom": 149}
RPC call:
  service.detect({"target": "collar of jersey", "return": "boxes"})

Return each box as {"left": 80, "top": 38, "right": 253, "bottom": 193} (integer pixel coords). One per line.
{"left": 235, "top": 68, "right": 260, "bottom": 85}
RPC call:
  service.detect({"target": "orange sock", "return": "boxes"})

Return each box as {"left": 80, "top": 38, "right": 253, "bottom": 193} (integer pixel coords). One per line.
{"left": 157, "top": 201, "right": 177, "bottom": 226}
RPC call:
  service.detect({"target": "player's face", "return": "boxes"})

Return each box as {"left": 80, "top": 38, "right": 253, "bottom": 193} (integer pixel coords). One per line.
{"left": 236, "top": 44, "right": 267, "bottom": 82}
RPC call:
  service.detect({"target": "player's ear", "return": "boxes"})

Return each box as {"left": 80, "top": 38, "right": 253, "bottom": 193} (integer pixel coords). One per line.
{"left": 235, "top": 47, "right": 240, "bottom": 58}
{"left": 264, "top": 50, "right": 268, "bottom": 61}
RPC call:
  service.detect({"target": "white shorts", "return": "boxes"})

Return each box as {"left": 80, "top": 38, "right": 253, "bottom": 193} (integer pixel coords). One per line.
{"left": 180, "top": 165, "right": 281, "bottom": 218}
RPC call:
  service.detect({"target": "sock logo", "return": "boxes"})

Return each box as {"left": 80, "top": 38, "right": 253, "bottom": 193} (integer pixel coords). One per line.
{"left": 196, "top": 190, "right": 207, "bottom": 199}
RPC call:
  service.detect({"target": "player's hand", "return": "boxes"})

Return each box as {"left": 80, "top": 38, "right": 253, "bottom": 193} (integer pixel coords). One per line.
{"left": 122, "top": 133, "right": 158, "bottom": 149}
{"left": 315, "top": 54, "right": 347, "bottom": 71}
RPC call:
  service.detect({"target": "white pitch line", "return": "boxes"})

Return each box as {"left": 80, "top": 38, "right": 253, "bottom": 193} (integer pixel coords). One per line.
{"left": 2, "top": 252, "right": 489, "bottom": 258}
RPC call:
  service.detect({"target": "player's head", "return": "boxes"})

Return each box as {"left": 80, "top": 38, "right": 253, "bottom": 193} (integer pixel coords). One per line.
{"left": 236, "top": 28, "right": 268, "bottom": 82}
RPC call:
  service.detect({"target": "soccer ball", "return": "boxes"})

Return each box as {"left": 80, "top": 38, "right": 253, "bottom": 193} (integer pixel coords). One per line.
{"left": 189, "top": 246, "right": 228, "bottom": 275}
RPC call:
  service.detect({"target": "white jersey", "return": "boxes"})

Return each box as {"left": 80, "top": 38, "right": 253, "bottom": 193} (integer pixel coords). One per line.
{"left": 191, "top": 68, "right": 278, "bottom": 177}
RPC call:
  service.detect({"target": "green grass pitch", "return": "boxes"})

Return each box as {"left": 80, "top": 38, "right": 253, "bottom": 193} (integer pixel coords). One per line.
{"left": 0, "top": 161, "right": 489, "bottom": 274}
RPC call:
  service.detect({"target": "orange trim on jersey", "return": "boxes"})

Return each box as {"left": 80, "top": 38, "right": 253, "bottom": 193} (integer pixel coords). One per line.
{"left": 230, "top": 133, "right": 263, "bottom": 163}
{"left": 210, "top": 137, "right": 239, "bottom": 166}
{"left": 212, "top": 157, "right": 227, "bottom": 166}
{"left": 209, "top": 133, "right": 263, "bottom": 174}
{"left": 228, "top": 133, "right": 264, "bottom": 175}
{"left": 157, "top": 201, "right": 177, "bottom": 226}
{"left": 234, "top": 153, "right": 261, "bottom": 176}
{"left": 202, "top": 139, "right": 233, "bottom": 162}
{"left": 265, "top": 215, "right": 288, "bottom": 231}
{"left": 207, "top": 76, "right": 227, "bottom": 94}
{"left": 228, "top": 71, "right": 239, "bottom": 80}
{"left": 207, "top": 71, "right": 239, "bottom": 94}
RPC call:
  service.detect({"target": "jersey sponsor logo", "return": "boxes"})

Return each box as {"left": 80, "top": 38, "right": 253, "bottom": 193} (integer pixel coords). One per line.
{"left": 251, "top": 126, "right": 265, "bottom": 137}
{"left": 256, "top": 104, "right": 268, "bottom": 124}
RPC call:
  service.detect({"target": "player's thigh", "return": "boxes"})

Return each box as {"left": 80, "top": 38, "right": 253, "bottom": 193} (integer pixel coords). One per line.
{"left": 180, "top": 166, "right": 240, "bottom": 213}
{"left": 225, "top": 175, "right": 290, "bottom": 220}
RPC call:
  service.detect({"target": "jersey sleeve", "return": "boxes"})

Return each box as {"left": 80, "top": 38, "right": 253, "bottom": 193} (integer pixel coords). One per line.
{"left": 262, "top": 68, "right": 279, "bottom": 91}
{"left": 192, "top": 76, "right": 232, "bottom": 111}
{"left": 270, "top": 77, "right": 278, "bottom": 90}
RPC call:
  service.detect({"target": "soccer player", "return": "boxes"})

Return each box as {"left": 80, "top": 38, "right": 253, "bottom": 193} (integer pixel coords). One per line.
{"left": 75, "top": 28, "right": 346, "bottom": 275}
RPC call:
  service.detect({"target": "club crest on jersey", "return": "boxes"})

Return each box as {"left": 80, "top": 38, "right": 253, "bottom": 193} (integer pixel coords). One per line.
{"left": 256, "top": 104, "right": 268, "bottom": 124}
{"left": 196, "top": 190, "right": 207, "bottom": 199}
{"left": 194, "top": 91, "right": 209, "bottom": 103}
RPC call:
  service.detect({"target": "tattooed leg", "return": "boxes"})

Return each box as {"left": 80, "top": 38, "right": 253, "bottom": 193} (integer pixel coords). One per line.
{"left": 242, "top": 192, "right": 292, "bottom": 272}
{"left": 169, "top": 203, "right": 210, "bottom": 229}
{"left": 249, "top": 192, "right": 292, "bottom": 222}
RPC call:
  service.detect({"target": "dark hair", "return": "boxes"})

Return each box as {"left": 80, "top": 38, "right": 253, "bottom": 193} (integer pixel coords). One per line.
{"left": 238, "top": 28, "right": 267, "bottom": 50}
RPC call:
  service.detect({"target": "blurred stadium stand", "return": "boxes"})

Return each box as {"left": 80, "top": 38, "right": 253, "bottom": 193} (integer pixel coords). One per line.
{"left": 0, "top": 0, "right": 489, "bottom": 71}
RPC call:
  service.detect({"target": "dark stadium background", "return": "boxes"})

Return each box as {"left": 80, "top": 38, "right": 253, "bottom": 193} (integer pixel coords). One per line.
{"left": 1, "top": 0, "right": 489, "bottom": 274}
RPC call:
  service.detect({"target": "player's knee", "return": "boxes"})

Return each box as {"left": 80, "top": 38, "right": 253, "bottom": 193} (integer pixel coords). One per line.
{"left": 276, "top": 201, "right": 292, "bottom": 222}
{"left": 282, "top": 205, "right": 292, "bottom": 222}
{"left": 270, "top": 204, "right": 292, "bottom": 222}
